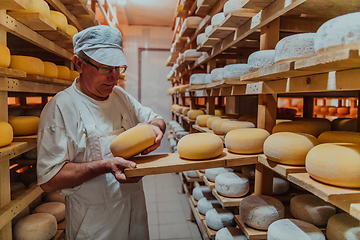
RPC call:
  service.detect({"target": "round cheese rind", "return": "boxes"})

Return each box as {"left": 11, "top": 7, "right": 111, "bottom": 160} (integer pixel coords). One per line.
{"left": 331, "top": 118, "right": 357, "bottom": 132}
{"left": 212, "top": 119, "right": 230, "bottom": 134}
{"left": 222, "top": 64, "right": 251, "bottom": 79}
{"left": 273, "top": 177, "right": 289, "bottom": 195}
{"left": 184, "top": 49, "right": 202, "bottom": 58}
{"left": 205, "top": 25, "right": 214, "bottom": 36}
{"left": 275, "top": 33, "right": 316, "bottom": 63}
{"left": 186, "top": 170, "right": 198, "bottom": 178}
{"left": 221, "top": 121, "right": 255, "bottom": 134}
{"left": 183, "top": 16, "right": 203, "bottom": 27}
{"left": 306, "top": 143, "right": 360, "bottom": 188}
{"left": 0, "top": 121, "right": 13, "bottom": 147}
{"left": 198, "top": 197, "right": 222, "bottom": 215}
{"left": 215, "top": 227, "right": 248, "bottom": 240}
{"left": 192, "top": 186, "right": 212, "bottom": 201}
{"left": 205, "top": 73, "right": 212, "bottom": 84}
{"left": 225, "top": 128, "right": 270, "bottom": 154}
{"left": 205, "top": 167, "right": 233, "bottom": 182}
{"left": 49, "top": 10, "right": 68, "bottom": 32}
{"left": 240, "top": 195, "right": 284, "bottom": 230}
{"left": 215, "top": 172, "right": 249, "bottom": 197}
{"left": 290, "top": 194, "right": 336, "bottom": 226}
{"left": 45, "top": 190, "right": 65, "bottom": 203}
{"left": 13, "top": 213, "right": 57, "bottom": 240}
{"left": 211, "top": 68, "right": 224, "bottom": 82}
{"left": 110, "top": 125, "right": 156, "bottom": 159}
{"left": 0, "top": 43, "right": 11, "bottom": 67}
{"left": 57, "top": 65, "right": 70, "bottom": 80}
{"left": 33, "top": 202, "right": 66, "bottom": 222}
{"left": 190, "top": 73, "right": 207, "bottom": 85}
{"left": 206, "top": 208, "right": 235, "bottom": 230}
{"left": 207, "top": 116, "right": 221, "bottom": 129}
{"left": 264, "top": 132, "right": 318, "bottom": 165}
{"left": 43, "top": 61, "right": 58, "bottom": 78}
{"left": 272, "top": 118, "right": 331, "bottom": 137}
{"left": 318, "top": 131, "right": 360, "bottom": 144}
{"left": 187, "top": 109, "right": 205, "bottom": 120}
{"left": 66, "top": 24, "right": 78, "bottom": 38}
{"left": 326, "top": 213, "right": 360, "bottom": 240}
{"left": 314, "top": 12, "right": 360, "bottom": 54}
{"left": 196, "top": 115, "right": 213, "bottom": 127}
{"left": 211, "top": 12, "right": 225, "bottom": 26}
{"left": 8, "top": 116, "right": 39, "bottom": 136}
{"left": 197, "top": 33, "right": 207, "bottom": 46}
{"left": 10, "top": 55, "right": 44, "bottom": 75}
{"left": 267, "top": 219, "right": 325, "bottom": 240}
{"left": 247, "top": 50, "right": 275, "bottom": 72}
{"left": 18, "top": 0, "right": 50, "bottom": 19}
{"left": 177, "top": 133, "right": 223, "bottom": 160}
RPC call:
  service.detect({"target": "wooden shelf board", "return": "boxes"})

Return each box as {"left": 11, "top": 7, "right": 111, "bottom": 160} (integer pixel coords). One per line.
{"left": 197, "top": 44, "right": 213, "bottom": 52}
{"left": 195, "top": 5, "right": 212, "bottom": 16}
{"left": 0, "top": 77, "right": 68, "bottom": 94}
{"left": 221, "top": 12, "right": 259, "bottom": 28}
{"left": 0, "top": 0, "right": 27, "bottom": 10}
{"left": 180, "top": 26, "right": 197, "bottom": 38}
{"left": 258, "top": 154, "right": 306, "bottom": 178}
{"left": 226, "top": 153, "right": 258, "bottom": 167}
{"left": 182, "top": 171, "right": 203, "bottom": 182}
{"left": 196, "top": 170, "right": 205, "bottom": 179}
{"left": 182, "top": 115, "right": 195, "bottom": 124}
{"left": 350, "top": 203, "right": 360, "bottom": 221}
{"left": 19, "top": 74, "right": 72, "bottom": 86}
{"left": 52, "top": 230, "right": 65, "bottom": 240}
{"left": 203, "top": 175, "right": 215, "bottom": 189}
{"left": 211, "top": 186, "right": 253, "bottom": 207}
{"left": 0, "top": 141, "right": 36, "bottom": 163}
{"left": 66, "top": 3, "right": 89, "bottom": 16}
{"left": 202, "top": 37, "right": 222, "bottom": 46}
{"left": 13, "top": 134, "right": 37, "bottom": 143}
{"left": 0, "top": 67, "right": 26, "bottom": 78}
{"left": 190, "top": 194, "right": 198, "bottom": 207}
{"left": 37, "top": 27, "right": 72, "bottom": 42}
{"left": 57, "top": 219, "right": 66, "bottom": 230}
{"left": 242, "top": 0, "right": 275, "bottom": 10}
{"left": 208, "top": 26, "right": 237, "bottom": 39}
{"left": 234, "top": 215, "right": 267, "bottom": 240}
{"left": 7, "top": 12, "right": 57, "bottom": 31}
{"left": 192, "top": 124, "right": 214, "bottom": 134}
{"left": 59, "top": 0, "right": 83, "bottom": 4}
{"left": 202, "top": 219, "right": 217, "bottom": 240}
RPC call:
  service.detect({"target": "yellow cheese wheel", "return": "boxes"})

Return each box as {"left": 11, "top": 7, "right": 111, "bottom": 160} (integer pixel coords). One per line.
{"left": 69, "top": 70, "right": 79, "bottom": 81}
{"left": 207, "top": 116, "right": 221, "bottom": 129}
{"left": 33, "top": 202, "right": 65, "bottom": 222}
{"left": 0, "top": 121, "right": 13, "bottom": 147}
{"left": 196, "top": 115, "right": 213, "bottom": 127}
{"left": 182, "top": 107, "right": 190, "bottom": 115}
{"left": 49, "top": 10, "right": 68, "bottom": 32}
{"left": 171, "top": 104, "right": 179, "bottom": 111}
{"left": 264, "top": 132, "right": 319, "bottom": 165}
{"left": 18, "top": 0, "right": 50, "bottom": 19}
{"left": 272, "top": 118, "right": 331, "bottom": 137}
{"left": 57, "top": 65, "right": 70, "bottom": 80}
{"left": 13, "top": 213, "right": 57, "bottom": 240}
{"left": 0, "top": 43, "right": 11, "bottom": 67}
{"left": 187, "top": 109, "right": 204, "bottom": 120}
{"left": 10, "top": 55, "right": 44, "bottom": 75}
{"left": 214, "top": 109, "right": 223, "bottom": 116}
{"left": 177, "top": 133, "right": 223, "bottom": 160}
{"left": 225, "top": 128, "right": 270, "bottom": 154}
{"left": 318, "top": 131, "right": 360, "bottom": 144}
{"left": 42, "top": 61, "right": 58, "bottom": 78}
{"left": 221, "top": 120, "right": 255, "bottom": 134}
{"left": 110, "top": 125, "right": 156, "bottom": 159}
{"left": 172, "top": 105, "right": 180, "bottom": 112}
{"left": 326, "top": 213, "right": 360, "bottom": 240}
{"left": 306, "top": 143, "right": 360, "bottom": 188}
{"left": 177, "top": 106, "right": 184, "bottom": 113}
{"left": 212, "top": 119, "right": 230, "bottom": 134}
{"left": 331, "top": 118, "right": 357, "bottom": 131}
{"left": 66, "top": 24, "right": 78, "bottom": 38}
{"left": 8, "top": 116, "right": 39, "bottom": 136}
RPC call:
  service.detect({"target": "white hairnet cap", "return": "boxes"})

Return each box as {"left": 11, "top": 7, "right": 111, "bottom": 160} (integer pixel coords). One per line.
{"left": 73, "top": 25, "right": 127, "bottom": 67}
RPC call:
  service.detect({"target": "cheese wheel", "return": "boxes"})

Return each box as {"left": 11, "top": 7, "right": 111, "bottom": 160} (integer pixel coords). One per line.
{"left": 33, "top": 202, "right": 65, "bottom": 222}
{"left": 205, "top": 168, "right": 233, "bottom": 182}
{"left": 183, "top": 49, "right": 202, "bottom": 58}
{"left": 337, "top": 106, "right": 350, "bottom": 115}
{"left": 314, "top": 12, "right": 360, "bottom": 54}
{"left": 18, "top": 0, "right": 50, "bottom": 19}
{"left": 45, "top": 190, "right": 65, "bottom": 203}
{"left": 196, "top": 115, "right": 213, "bottom": 127}
{"left": 0, "top": 43, "right": 11, "bottom": 67}
{"left": 205, "top": 73, "right": 212, "bottom": 84}
{"left": 247, "top": 50, "right": 276, "bottom": 72}
{"left": 179, "top": 85, "right": 188, "bottom": 93}
{"left": 225, "top": 128, "right": 270, "bottom": 154}
{"left": 290, "top": 194, "right": 336, "bottom": 226}
{"left": 264, "top": 132, "right": 318, "bottom": 165}
{"left": 187, "top": 109, "right": 205, "bottom": 120}
{"left": 241, "top": 165, "right": 255, "bottom": 179}
{"left": 177, "top": 106, "right": 184, "bottom": 113}
{"left": 42, "top": 61, "right": 58, "bottom": 78}
{"left": 240, "top": 195, "right": 284, "bottom": 230}
{"left": 183, "top": 16, "right": 203, "bottom": 27}
{"left": 273, "top": 177, "right": 289, "bottom": 195}
{"left": 10, "top": 55, "right": 44, "bottom": 75}
{"left": 350, "top": 107, "right": 358, "bottom": 116}
{"left": 182, "top": 107, "right": 191, "bottom": 116}
{"left": 70, "top": 70, "right": 79, "bottom": 81}
{"left": 306, "top": 143, "right": 360, "bottom": 188}
{"left": 66, "top": 24, "right": 78, "bottom": 38}
{"left": 214, "top": 109, "right": 223, "bottom": 116}
{"left": 177, "top": 133, "right": 223, "bottom": 160}
{"left": 215, "top": 227, "right": 248, "bottom": 240}
{"left": 275, "top": 33, "right": 316, "bottom": 63}
{"left": 57, "top": 65, "right": 70, "bottom": 80}
{"left": 186, "top": 170, "right": 198, "bottom": 178}
{"left": 222, "top": 64, "right": 251, "bottom": 79}
{"left": 212, "top": 119, "right": 230, "bottom": 134}
{"left": 206, "top": 208, "right": 235, "bottom": 230}
{"left": 215, "top": 172, "right": 249, "bottom": 197}
{"left": 326, "top": 213, "right": 360, "bottom": 240}
{"left": 267, "top": 219, "right": 325, "bottom": 240}
{"left": 190, "top": 73, "right": 207, "bottom": 85}
{"left": 328, "top": 106, "right": 337, "bottom": 114}
{"left": 272, "top": 118, "right": 331, "bottom": 137}
{"left": 211, "top": 68, "right": 224, "bottom": 82}
{"left": 0, "top": 121, "right": 13, "bottom": 147}
{"left": 211, "top": 12, "right": 225, "bottom": 26}
{"left": 197, "top": 33, "right": 207, "bottom": 46}
{"left": 192, "top": 186, "right": 212, "bottom": 201}
{"left": 13, "top": 213, "right": 57, "bottom": 240}
{"left": 198, "top": 196, "right": 222, "bottom": 215}
{"left": 8, "top": 116, "right": 39, "bottom": 136}
{"left": 49, "top": 10, "right": 68, "bottom": 32}
{"left": 318, "top": 131, "right": 360, "bottom": 144}
{"left": 331, "top": 118, "right": 357, "bottom": 131}
{"left": 205, "top": 25, "right": 214, "bottom": 36}
{"left": 221, "top": 121, "right": 255, "bottom": 134}
{"left": 207, "top": 116, "right": 221, "bottom": 129}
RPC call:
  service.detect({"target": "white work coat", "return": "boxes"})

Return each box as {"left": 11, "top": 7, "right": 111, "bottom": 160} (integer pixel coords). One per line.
{"left": 37, "top": 80, "right": 161, "bottom": 239}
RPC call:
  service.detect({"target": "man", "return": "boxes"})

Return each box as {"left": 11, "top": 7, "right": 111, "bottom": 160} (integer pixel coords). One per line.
{"left": 37, "top": 25, "right": 166, "bottom": 240}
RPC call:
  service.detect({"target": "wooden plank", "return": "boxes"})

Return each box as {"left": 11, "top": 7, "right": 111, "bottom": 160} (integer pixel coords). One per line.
{"left": 182, "top": 171, "right": 203, "bottom": 182}
{"left": 211, "top": 182, "right": 254, "bottom": 207}
{"left": 37, "top": 27, "right": 72, "bottom": 42}
{"left": 0, "top": 67, "right": 26, "bottom": 78}
{"left": 180, "top": 26, "right": 197, "bottom": 37}
{"left": 195, "top": 5, "right": 212, "bottom": 16}
{"left": 192, "top": 124, "right": 214, "bottom": 133}
{"left": 241, "top": 0, "right": 275, "bottom": 10}
{"left": 221, "top": 11, "right": 259, "bottom": 28}
{"left": 208, "top": 26, "right": 237, "bottom": 39}
{"left": 0, "top": 160, "right": 11, "bottom": 240}
{"left": 0, "top": 141, "right": 36, "bottom": 163}
{"left": 257, "top": 154, "right": 306, "bottom": 178}
{"left": 52, "top": 230, "right": 65, "bottom": 240}
{"left": 0, "top": 77, "right": 68, "bottom": 94}
{"left": 202, "top": 219, "right": 217, "bottom": 240}
{"left": 66, "top": 3, "right": 89, "bottom": 16}
{"left": 13, "top": 135, "right": 37, "bottom": 143}
{"left": 0, "top": 0, "right": 26, "bottom": 10}
{"left": 226, "top": 153, "right": 258, "bottom": 167}
{"left": 350, "top": 203, "right": 360, "bottom": 221}
{"left": 18, "top": 74, "right": 72, "bottom": 86}
{"left": 234, "top": 215, "right": 267, "bottom": 240}
{"left": 202, "top": 37, "right": 222, "bottom": 46}
{"left": 7, "top": 12, "right": 57, "bottom": 31}
{"left": 203, "top": 175, "right": 215, "bottom": 189}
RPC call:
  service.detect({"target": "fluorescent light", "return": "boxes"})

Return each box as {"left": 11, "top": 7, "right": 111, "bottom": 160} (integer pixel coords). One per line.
{"left": 117, "top": 0, "right": 126, "bottom": 5}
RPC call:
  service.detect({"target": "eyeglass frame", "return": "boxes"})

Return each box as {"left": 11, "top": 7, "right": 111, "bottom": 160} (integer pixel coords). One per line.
{"left": 81, "top": 58, "right": 127, "bottom": 75}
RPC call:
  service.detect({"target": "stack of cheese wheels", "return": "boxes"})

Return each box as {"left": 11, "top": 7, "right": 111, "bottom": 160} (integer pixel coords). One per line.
{"left": 273, "top": 177, "right": 289, "bottom": 195}
{"left": 0, "top": 121, "right": 13, "bottom": 147}
{"left": 33, "top": 202, "right": 66, "bottom": 222}
{"left": 247, "top": 50, "right": 276, "bottom": 72}
{"left": 42, "top": 61, "right": 58, "bottom": 78}
{"left": 318, "top": 131, "right": 360, "bottom": 144}
{"left": 57, "top": 65, "right": 71, "bottom": 80}
{"left": 0, "top": 43, "right": 11, "bottom": 67}
{"left": 192, "top": 186, "right": 212, "bottom": 201}
{"left": 306, "top": 143, "right": 360, "bottom": 188}
{"left": 211, "top": 67, "right": 224, "bottom": 82}
{"left": 240, "top": 195, "right": 284, "bottom": 230}
{"left": 225, "top": 128, "right": 270, "bottom": 154}
{"left": 187, "top": 109, "right": 204, "bottom": 120}
{"left": 275, "top": 33, "right": 316, "bottom": 63}
{"left": 223, "top": 0, "right": 259, "bottom": 16}
{"left": 198, "top": 196, "right": 222, "bottom": 215}
{"left": 314, "top": 12, "right": 360, "bottom": 54}
{"left": 182, "top": 107, "right": 191, "bottom": 116}
{"left": 186, "top": 170, "right": 198, "bottom": 178}
{"left": 206, "top": 208, "right": 235, "bottom": 230}
{"left": 215, "top": 172, "right": 249, "bottom": 197}
{"left": 49, "top": 10, "right": 68, "bottom": 32}
{"left": 205, "top": 167, "right": 233, "bottom": 182}
{"left": 267, "top": 219, "right": 325, "bottom": 240}
{"left": 222, "top": 63, "right": 251, "bottom": 80}
{"left": 45, "top": 190, "right": 65, "bottom": 204}
{"left": 221, "top": 120, "right": 255, "bottom": 134}
{"left": 211, "top": 12, "right": 225, "bottom": 26}
{"left": 17, "top": 0, "right": 51, "bottom": 18}
{"left": 70, "top": 70, "right": 79, "bottom": 81}
{"left": 197, "top": 33, "right": 207, "bottom": 46}
{"left": 8, "top": 116, "right": 39, "bottom": 136}
{"left": 272, "top": 118, "right": 331, "bottom": 137}
{"left": 212, "top": 119, "right": 230, "bottom": 134}
{"left": 66, "top": 24, "right": 78, "bottom": 38}
{"left": 290, "top": 194, "right": 336, "bottom": 226}
{"left": 207, "top": 116, "right": 221, "bottom": 129}
{"left": 196, "top": 114, "right": 213, "bottom": 127}
{"left": 326, "top": 213, "right": 360, "bottom": 240}
{"left": 177, "top": 133, "right": 223, "bottom": 159}
{"left": 215, "top": 227, "right": 248, "bottom": 240}
{"left": 264, "top": 132, "right": 319, "bottom": 165}
{"left": 331, "top": 118, "right": 357, "bottom": 131}
{"left": 13, "top": 213, "right": 57, "bottom": 240}
{"left": 110, "top": 125, "right": 156, "bottom": 159}
{"left": 10, "top": 55, "right": 44, "bottom": 75}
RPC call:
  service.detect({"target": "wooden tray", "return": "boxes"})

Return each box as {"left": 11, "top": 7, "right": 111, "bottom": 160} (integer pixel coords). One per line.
{"left": 257, "top": 154, "right": 306, "bottom": 178}
{"left": 234, "top": 215, "right": 267, "bottom": 240}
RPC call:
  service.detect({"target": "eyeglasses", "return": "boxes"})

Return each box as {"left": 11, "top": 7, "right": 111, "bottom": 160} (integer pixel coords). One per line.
{"left": 81, "top": 58, "right": 127, "bottom": 75}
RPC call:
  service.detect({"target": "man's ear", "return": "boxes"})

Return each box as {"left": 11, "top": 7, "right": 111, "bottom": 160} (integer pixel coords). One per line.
{"left": 72, "top": 55, "right": 82, "bottom": 73}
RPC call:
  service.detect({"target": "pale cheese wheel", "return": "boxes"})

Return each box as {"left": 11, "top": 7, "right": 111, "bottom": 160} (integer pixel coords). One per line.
{"left": 45, "top": 190, "right": 65, "bottom": 203}
{"left": 272, "top": 118, "right": 331, "bottom": 137}
{"left": 350, "top": 108, "right": 358, "bottom": 116}
{"left": 326, "top": 213, "right": 360, "bottom": 240}
{"left": 212, "top": 119, "right": 230, "bottom": 134}
{"left": 42, "top": 61, "right": 58, "bottom": 78}
{"left": 318, "top": 131, "right": 360, "bottom": 144}
{"left": 205, "top": 25, "right": 214, "bottom": 36}
{"left": 205, "top": 168, "right": 233, "bottom": 182}
{"left": 184, "top": 49, "right": 202, "bottom": 58}
{"left": 267, "top": 219, "right": 325, "bottom": 240}
{"left": 177, "top": 133, "right": 223, "bottom": 160}
{"left": 190, "top": 73, "right": 207, "bottom": 85}
{"left": 306, "top": 143, "right": 360, "bottom": 188}
{"left": 8, "top": 116, "right": 39, "bottom": 136}
{"left": 182, "top": 107, "right": 191, "bottom": 116}
{"left": 110, "top": 125, "right": 156, "bottom": 159}
{"left": 314, "top": 12, "right": 360, "bottom": 54}
{"left": 264, "top": 132, "right": 319, "bottom": 165}
{"left": 10, "top": 55, "right": 44, "bottom": 75}
{"left": 18, "top": 0, "right": 50, "bottom": 19}
{"left": 211, "top": 67, "right": 224, "bottom": 82}
{"left": 198, "top": 196, "right": 222, "bottom": 215}
{"left": 241, "top": 165, "right": 255, "bottom": 179}
{"left": 197, "top": 33, "right": 207, "bottom": 46}
{"left": 290, "top": 194, "right": 336, "bottom": 226}
{"left": 225, "top": 128, "right": 270, "bottom": 154}
{"left": 222, "top": 64, "right": 251, "bottom": 79}
{"left": 0, "top": 121, "right": 13, "bottom": 147}
{"left": 0, "top": 43, "right": 11, "bottom": 67}
{"left": 196, "top": 115, "right": 213, "bottom": 127}
{"left": 66, "top": 24, "right": 78, "bottom": 38}
{"left": 179, "top": 85, "right": 188, "bottom": 93}
{"left": 13, "top": 213, "right": 57, "bottom": 240}
{"left": 247, "top": 50, "right": 275, "bottom": 72}
{"left": 206, "top": 208, "right": 235, "bottom": 230}
{"left": 211, "top": 12, "right": 225, "bottom": 26}
{"left": 331, "top": 118, "right": 357, "bottom": 131}
{"left": 215, "top": 227, "right": 248, "bottom": 240}
{"left": 186, "top": 170, "right": 198, "bottom": 178}
{"left": 70, "top": 70, "right": 79, "bottom": 81}
{"left": 187, "top": 109, "right": 205, "bottom": 120}
{"left": 49, "top": 10, "right": 68, "bottom": 32}
{"left": 205, "top": 73, "right": 212, "bottom": 84}
{"left": 57, "top": 65, "right": 70, "bottom": 80}
{"left": 33, "top": 202, "right": 65, "bottom": 222}
{"left": 240, "top": 195, "right": 284, "bottom": 230}
{"left": 272, "top": 177, "right": 289, "bottom": 195}
{"left": 177, "top": 106, "right": 184, "bottom": 113}
{"left": 275, "top": 33, "right": 316, "bottom": 63}
{"left": 207, "top": 116, "right": 221, "bottom": 129}
{"left": 215, "top": 172, "right": 249, "bottom": 197}
{"left": 221, "top": 121, "right": 255, "bottom": 134}
{"left": 183, "top": 16, "right": 203, "bottom": 28}
{"left": 192, "top": 186, "right": 212, "bottom": 201}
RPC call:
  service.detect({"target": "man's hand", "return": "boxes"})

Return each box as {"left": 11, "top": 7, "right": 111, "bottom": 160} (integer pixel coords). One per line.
{"left": 103, "top": 157, "right": 143, "bottom": 183}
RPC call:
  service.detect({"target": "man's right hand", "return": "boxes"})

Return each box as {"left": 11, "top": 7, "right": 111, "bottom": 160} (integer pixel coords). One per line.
{"left": 104, "top": 157, "right": 143, "bottom": 183}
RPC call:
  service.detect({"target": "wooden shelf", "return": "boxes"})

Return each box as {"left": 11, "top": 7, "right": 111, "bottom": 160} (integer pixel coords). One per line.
{"left": 7, "top": 12, "right": 57, "bottom": 31}
{"left": 221, "top": 12, "right": 259, "bottom": 28}
{"left": 0, "top": 0, "right": 27, "bottom": 11}
{"left": 182, "top": 171, "right": 203, "bottom": 182}
{"left": 18, "top": 75, "right": 73, "bottom": 86}
{"left": 0, "top": 141, "right": 37, "bottom": 164}
{"left": 202, "top": 219, "right": 217, "bottom": 240}
{"left": 234, "top": 215, "right": 267, "bottom": 240}
{"left": 0, "top": 77, "right": 69, "bottom": 94}
{"left": 257, "top": 154, "right": 306, "bottom": 178}
{"left": 0, "top": 67, "right": 26, "bottom": 78}
{"left": 203, "top": 175, "right": 215, "bottom": 189}
{"left": 211, "top": 188, "right": 252, "bottom": 208}
{"left": 192, "top": 124, "right": 214, "bottom": 134}
{"left": 13, "top": 135, "right": 37, "bottom": 143}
